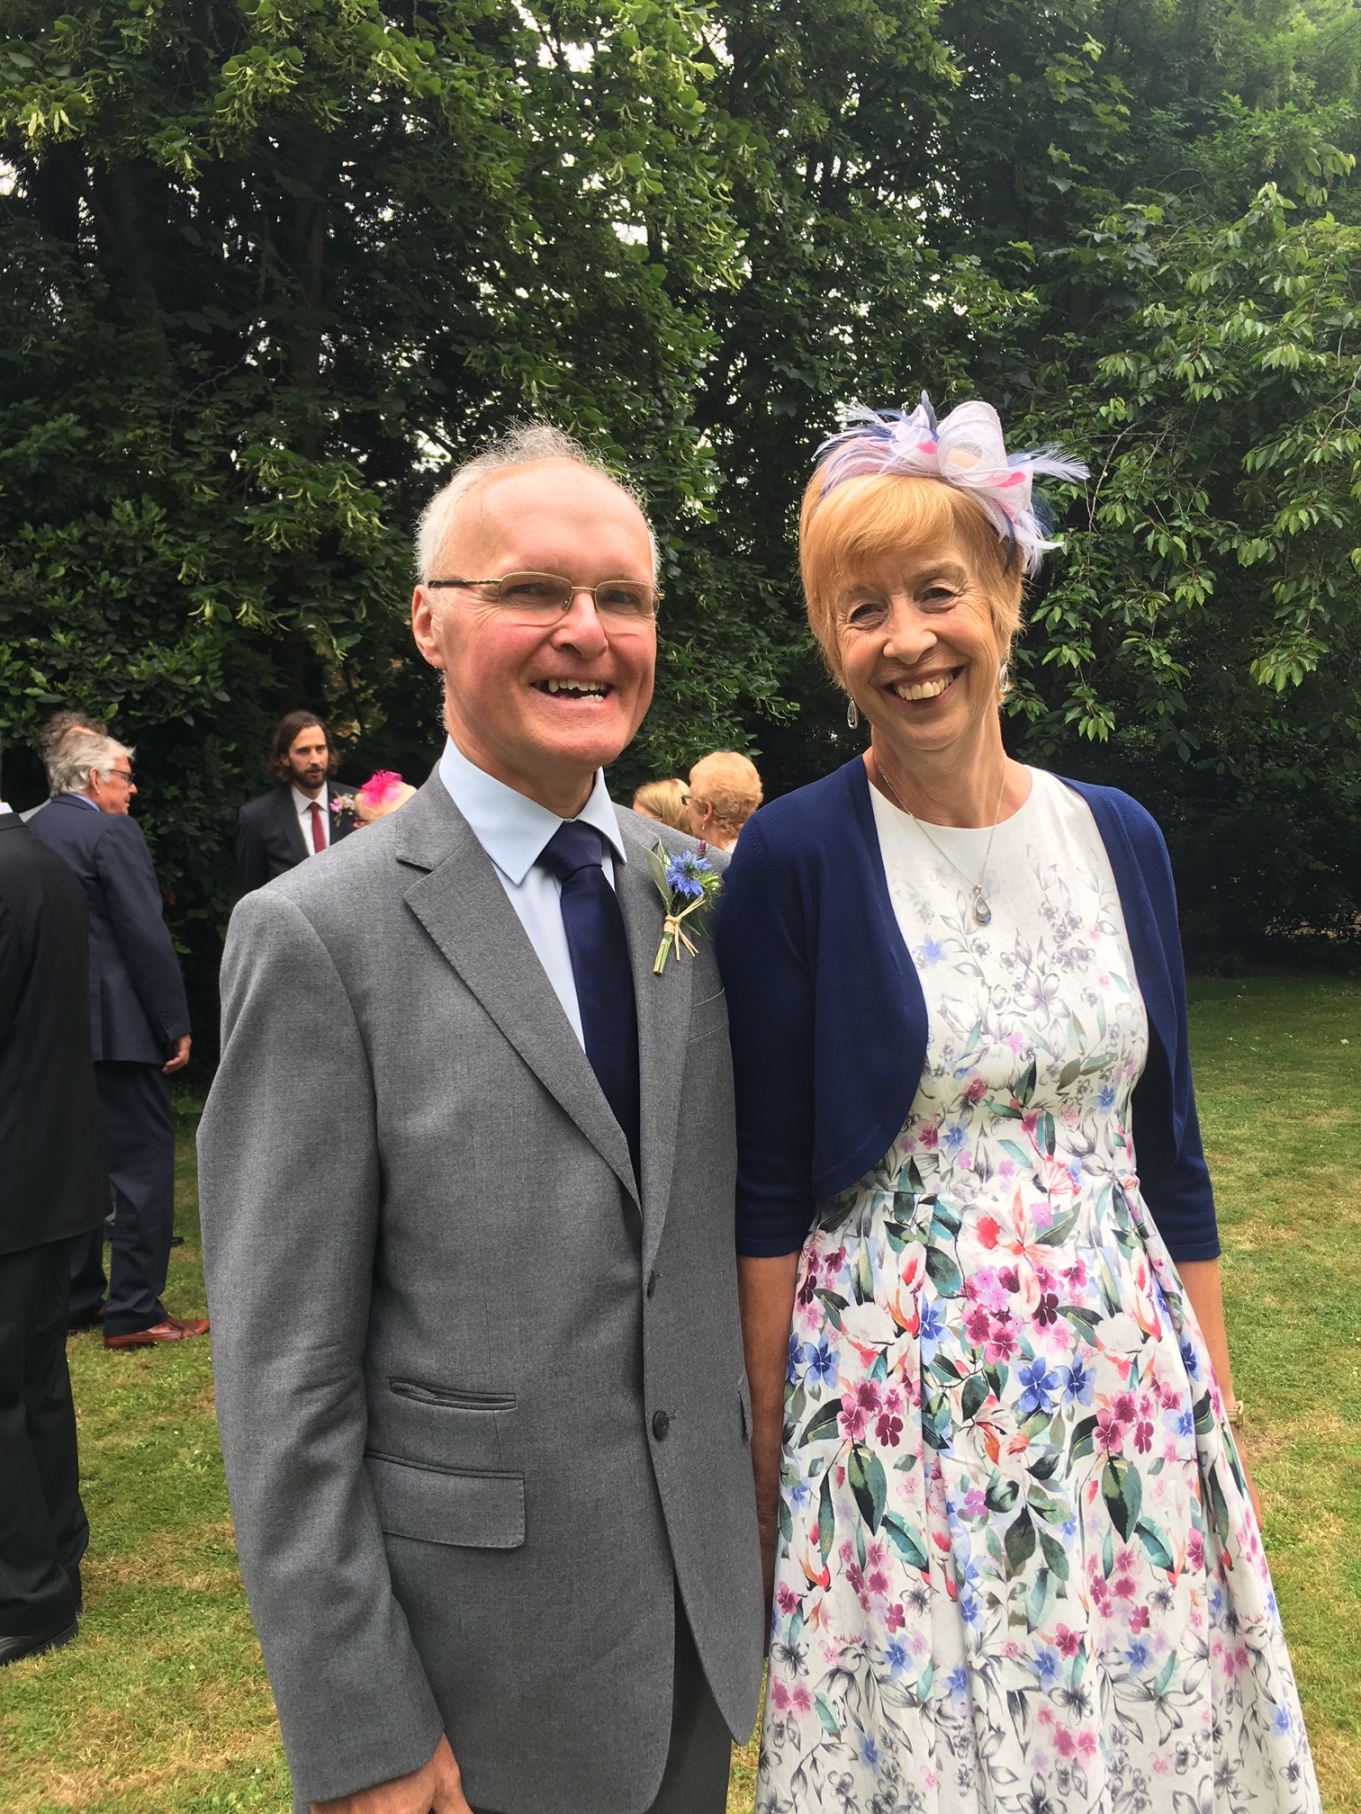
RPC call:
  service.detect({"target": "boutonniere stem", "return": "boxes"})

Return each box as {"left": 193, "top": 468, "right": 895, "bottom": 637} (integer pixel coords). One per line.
{"left": 646, "top": 840, "right": 722, "bottom": 975}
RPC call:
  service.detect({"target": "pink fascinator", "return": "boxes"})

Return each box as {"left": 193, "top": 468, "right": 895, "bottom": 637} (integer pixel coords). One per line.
{"left": 354, "top": 770, "right": 416, "bottom": 824}
{"left": 815, "top": 394, "right": 1089, "bottom": 575}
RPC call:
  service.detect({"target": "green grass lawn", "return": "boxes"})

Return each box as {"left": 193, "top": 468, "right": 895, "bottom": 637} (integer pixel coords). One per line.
{"left": 3, "top": 975, "right": 1358, "bottom": 1812}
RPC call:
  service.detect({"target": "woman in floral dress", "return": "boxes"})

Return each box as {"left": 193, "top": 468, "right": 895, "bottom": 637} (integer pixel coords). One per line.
{"left": 718, "top": 397, "right": 1319, "bottom": 1813}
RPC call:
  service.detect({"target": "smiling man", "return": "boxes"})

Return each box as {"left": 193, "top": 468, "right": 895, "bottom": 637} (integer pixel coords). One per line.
{"left": 199, "top": 425, "right": 763, "bottom": 1814}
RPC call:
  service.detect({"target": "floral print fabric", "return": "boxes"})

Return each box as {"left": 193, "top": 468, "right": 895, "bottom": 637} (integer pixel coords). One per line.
{"left": 758, "top": 772, "right": 1318, "bottom": 1814}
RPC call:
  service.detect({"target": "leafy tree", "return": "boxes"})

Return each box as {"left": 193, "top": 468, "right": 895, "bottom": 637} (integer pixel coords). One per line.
{"left": 2, "top": 0, "right": 1359, "bottom": 1020}
{"left": 1013, "top": 174, "right": 1361, "bottom": 952}
{"left": 0, "top": 0, "right": 753, "bottom": 1037}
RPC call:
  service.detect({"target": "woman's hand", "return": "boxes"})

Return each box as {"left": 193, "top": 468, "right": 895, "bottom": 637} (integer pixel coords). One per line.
{"left": 738, "top": 1252, "right": 801, "bottom": 1640}
{"left": 1176, "top": 1258, "right": 1265, "bottom": 1529}
{"left": 1231, "top": 1426, "right": 1265, "bottom": 1529}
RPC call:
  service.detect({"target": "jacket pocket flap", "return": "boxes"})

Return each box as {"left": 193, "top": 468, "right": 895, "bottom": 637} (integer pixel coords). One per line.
{"left": 366, "top": 1451, "right": 525, "bottom": 1551}
{"left": 687, "top": 986, "right": 729, "bottom": 1043}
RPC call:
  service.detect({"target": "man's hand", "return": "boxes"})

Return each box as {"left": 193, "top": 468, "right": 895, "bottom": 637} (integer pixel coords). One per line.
{"left": 162, "top": 1034, "right": 191, "bottom": 1075}
{"left": 310, "top": 1737, "right": 470, "bottom": 1814}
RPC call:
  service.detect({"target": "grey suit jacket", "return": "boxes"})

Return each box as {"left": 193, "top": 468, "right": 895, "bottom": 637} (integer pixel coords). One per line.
{"left": 199, "top": 774, "right": 763, "bottom": 1813}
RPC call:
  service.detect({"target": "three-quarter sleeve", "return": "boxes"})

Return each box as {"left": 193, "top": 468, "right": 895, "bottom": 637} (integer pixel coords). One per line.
{"left": 717, "top": 818, "right": 817, "bottom": 1257}
{"left": 1124, "top": 806, "right": 1220, "bottom": 1262}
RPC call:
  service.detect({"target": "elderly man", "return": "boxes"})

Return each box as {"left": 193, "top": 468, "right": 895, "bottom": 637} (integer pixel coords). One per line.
{"left": 684, "top": 751, "right": 763, "bottom": 852}
{"left": 19, "top": 709, "right": 107, "bottom": 822}
{"left": 0, "top": 770, "right": 107, "bottom": 1664}
{"left": 199, "top": 424, "right": 763, "bottom": 1814}
{"left": 27, "top": 732, "right": 205, "bottom": 1350}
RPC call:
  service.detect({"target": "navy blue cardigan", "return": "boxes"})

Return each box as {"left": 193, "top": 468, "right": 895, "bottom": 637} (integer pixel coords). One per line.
{"left": 716, "top": 757, "right": 1218, "bottom": 1264}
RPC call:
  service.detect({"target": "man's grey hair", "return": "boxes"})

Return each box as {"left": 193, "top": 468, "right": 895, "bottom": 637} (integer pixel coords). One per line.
{"left": 414, "top": 421, "right": 657, "bottom": 583}
{"left": 51, "top": 731, "right": 134, "bottom": 796}
{"left": 39, "top": 709, "right": 107, "bottom": 789}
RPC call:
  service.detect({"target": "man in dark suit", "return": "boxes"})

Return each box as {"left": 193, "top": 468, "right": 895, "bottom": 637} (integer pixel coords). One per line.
{"left": 0, "top": 781, "right": 107, "bottom": 1663}
{"left": 234, "top": 711, "right": 358, "bottom": 895}
{"left": 27, "top": 731, "right": 208, "bottom": 1351}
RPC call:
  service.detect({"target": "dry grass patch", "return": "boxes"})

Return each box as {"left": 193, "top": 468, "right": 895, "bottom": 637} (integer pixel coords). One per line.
{"left": 88, "top": 1521, "right": 238, "bottom": 1593}
{"left": 16, "top": 1732, "right": 285, "bottom": 1814}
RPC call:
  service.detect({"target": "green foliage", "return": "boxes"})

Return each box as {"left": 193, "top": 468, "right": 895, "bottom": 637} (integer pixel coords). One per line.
{"left": 1006, "top": 173, "right": 1361, "bottom": 955}
{"left": 0, "top": 0, "right": 754, "bottom": 1031}
{"left": 2, "top": 0, "right": 1360, "bottom": 1005}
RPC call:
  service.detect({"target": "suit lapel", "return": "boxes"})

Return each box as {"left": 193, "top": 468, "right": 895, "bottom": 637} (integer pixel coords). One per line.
{"left": 396, "top": 780, "right": 639, "bottom": 1205}
{"left": 276, "top": 787, "right": 308, "bottom": 865}
{"left": 614, "top": 816, "right": 693, "bottom": 1271}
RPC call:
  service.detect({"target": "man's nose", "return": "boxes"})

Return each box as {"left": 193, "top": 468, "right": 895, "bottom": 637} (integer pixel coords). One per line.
{"left": 553, "top": 587, "right": 610, "bottom": 652}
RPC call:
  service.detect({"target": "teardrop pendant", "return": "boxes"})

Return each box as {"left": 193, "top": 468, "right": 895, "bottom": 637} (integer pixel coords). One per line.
{"left": 970, "top": 887, "right": 993, "bottom": 926}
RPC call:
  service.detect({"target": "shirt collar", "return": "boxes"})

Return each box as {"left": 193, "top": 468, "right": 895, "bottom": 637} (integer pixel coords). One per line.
{"left": 291, "top": 786, "right": 326, "bottom": 816}
{"left": 437, "top": 736, "right": 626, "bottom": 885}
{"left": 62, "top": 791, "right": 102, "bottom": 811}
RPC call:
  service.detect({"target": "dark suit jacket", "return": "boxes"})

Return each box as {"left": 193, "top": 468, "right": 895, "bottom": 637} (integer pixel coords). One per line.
{"left": 27, "top": 795, "right": 190, "bottom": 1065}
{"left": 0, "top": 814, "right": 108, "bottom": 1255}
{"left": 234, "top": 781, "right": 358, "bottom": 896}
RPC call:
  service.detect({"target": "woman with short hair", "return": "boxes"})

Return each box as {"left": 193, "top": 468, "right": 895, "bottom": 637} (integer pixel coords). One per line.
{"left": 719, "top": 396, "right": 1319, "bottom": 1813}
{"left": 685, "top": 750, "right": 763, "bottom": 850}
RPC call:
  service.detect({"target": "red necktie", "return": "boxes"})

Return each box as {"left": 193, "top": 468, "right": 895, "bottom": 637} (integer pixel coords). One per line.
{"left": 308, "top": 801, "right": 325, "bottom": 855}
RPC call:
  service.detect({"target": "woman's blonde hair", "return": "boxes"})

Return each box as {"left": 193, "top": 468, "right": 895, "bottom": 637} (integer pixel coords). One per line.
{"left": 799, "top": 470, "right": 1025, "bottom": 684}
{"left": 631, "top": 778, "right": 690, "bottom": 832}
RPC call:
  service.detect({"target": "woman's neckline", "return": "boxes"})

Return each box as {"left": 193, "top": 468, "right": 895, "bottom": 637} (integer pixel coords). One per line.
{"left": 866, "top": 754, "right": 1036, "bottom": 831}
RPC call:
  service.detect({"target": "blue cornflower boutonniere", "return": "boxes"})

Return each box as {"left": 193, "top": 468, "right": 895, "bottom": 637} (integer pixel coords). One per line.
{"left": 646, "top": 840, "right": 722, "bottom": 975}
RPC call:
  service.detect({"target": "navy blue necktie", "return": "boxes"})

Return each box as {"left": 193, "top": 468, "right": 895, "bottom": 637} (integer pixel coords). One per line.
{"left": 539, "top": 821, "right": 641, "bottom": 1182}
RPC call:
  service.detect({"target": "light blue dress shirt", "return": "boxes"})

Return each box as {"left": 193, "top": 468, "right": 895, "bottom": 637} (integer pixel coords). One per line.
{"left": 437, "top": 737, "right": 628, "bottom": 1048}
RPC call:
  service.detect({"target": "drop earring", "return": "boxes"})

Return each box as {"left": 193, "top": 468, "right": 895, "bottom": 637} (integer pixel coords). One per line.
{"left": 846, "top": 698, "right": 860, "bottom": 730}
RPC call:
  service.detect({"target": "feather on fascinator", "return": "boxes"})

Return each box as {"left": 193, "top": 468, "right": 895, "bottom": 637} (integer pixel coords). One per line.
{"left": 815, "top": 394, "right": 1089, "bottom": 576}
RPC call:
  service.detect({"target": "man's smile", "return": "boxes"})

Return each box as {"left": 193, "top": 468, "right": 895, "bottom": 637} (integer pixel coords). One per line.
{"left": 533, "top": 679, "right": 613, "bottom": 698}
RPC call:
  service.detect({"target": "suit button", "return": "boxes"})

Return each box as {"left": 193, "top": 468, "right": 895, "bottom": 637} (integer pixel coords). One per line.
{"left": 651, "top": 1409, "right": 671, "bottom": 1441}
{"left": 645, "top": 1268, "right": 658, "bottom": 1299}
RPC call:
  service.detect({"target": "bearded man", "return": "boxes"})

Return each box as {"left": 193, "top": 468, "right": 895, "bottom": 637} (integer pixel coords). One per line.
{"left": 234, "top": 712, "right": 359, "bottom": 895}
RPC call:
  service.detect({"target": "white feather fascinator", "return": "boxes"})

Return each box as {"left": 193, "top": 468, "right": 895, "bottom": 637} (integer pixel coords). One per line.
{"left": 815, "top": 394, "right": 1089, "bottom": 576}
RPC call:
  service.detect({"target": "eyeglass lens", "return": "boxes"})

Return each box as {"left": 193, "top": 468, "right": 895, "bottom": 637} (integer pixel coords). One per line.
{"left": 494, "top": 573, "right": 655, "bottom": 621}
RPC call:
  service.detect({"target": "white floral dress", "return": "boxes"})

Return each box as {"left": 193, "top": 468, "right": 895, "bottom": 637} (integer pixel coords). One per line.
{"left": 758, "top": 770, "right": 1319, "bottom": 1814}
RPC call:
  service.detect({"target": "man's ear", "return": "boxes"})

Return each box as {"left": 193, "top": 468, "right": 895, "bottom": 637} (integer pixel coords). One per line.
{"left": 411, "top": 585, "right": 443, "bottom": 670}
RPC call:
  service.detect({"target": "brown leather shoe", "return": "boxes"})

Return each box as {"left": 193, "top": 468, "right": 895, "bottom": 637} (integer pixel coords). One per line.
{"left": 104, "top": 1316, "right": 210, "bottom": 1350}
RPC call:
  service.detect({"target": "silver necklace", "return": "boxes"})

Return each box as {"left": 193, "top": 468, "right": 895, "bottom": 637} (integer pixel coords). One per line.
{"left": 873, "top": 758, "right": 1009, "bottom": 927}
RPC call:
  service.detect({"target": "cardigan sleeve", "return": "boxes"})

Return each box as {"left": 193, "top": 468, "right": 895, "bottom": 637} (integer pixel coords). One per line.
{"left": 716, "top": 815, "right": 818, "bottom": 1257}
{"left": 1122, "top": 803, "right": 1220, "bottom": 1263}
